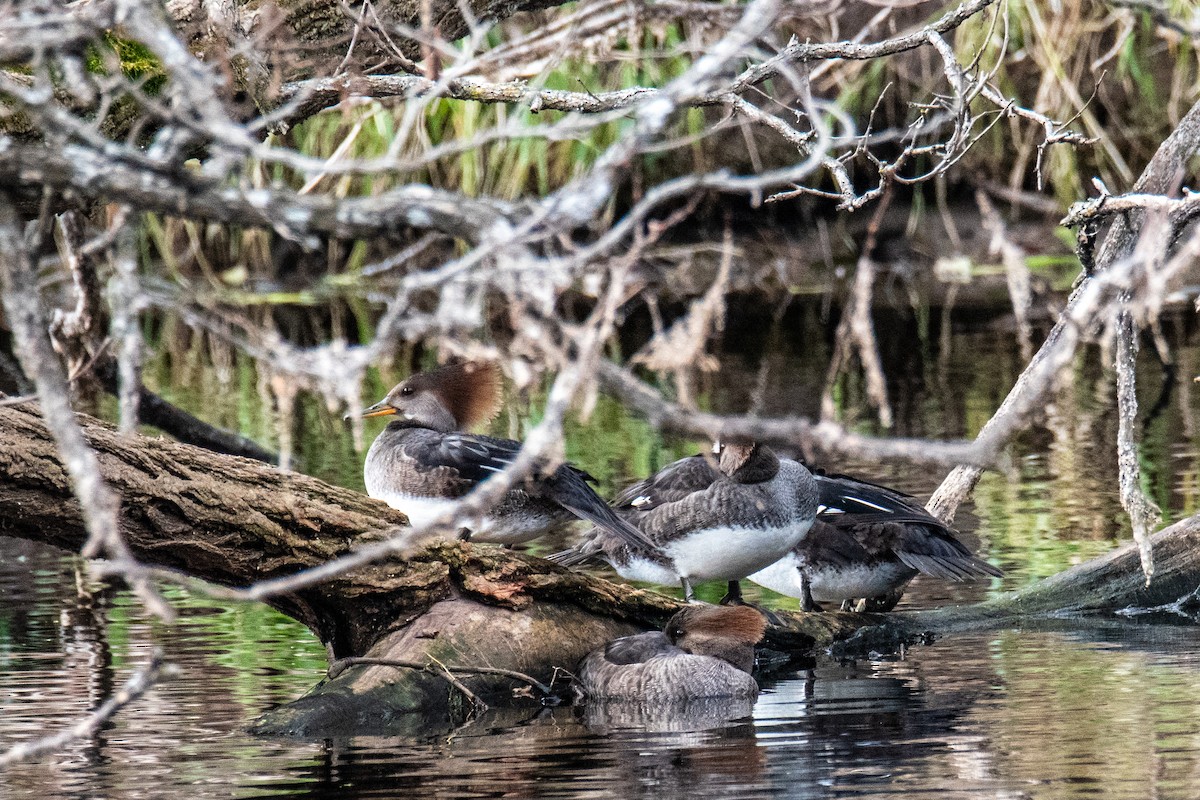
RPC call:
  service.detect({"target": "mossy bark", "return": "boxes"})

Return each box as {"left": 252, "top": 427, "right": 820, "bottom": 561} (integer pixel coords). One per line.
{"left": 3, "top": 402, "right": 1200, "bottom": 735}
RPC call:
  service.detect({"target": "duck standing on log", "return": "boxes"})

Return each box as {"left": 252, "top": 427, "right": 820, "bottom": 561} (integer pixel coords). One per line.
{"left": 551, "top": 441, "right": 819, "bottom": 603}
{"left": 353, "top": 361, "right": 654, "bottom": 548}
{"left": 749, "top": 474, "right": 1004, "bottom": 611}
{"left": 576, "top": 605, "right": 767, "bottom": 703}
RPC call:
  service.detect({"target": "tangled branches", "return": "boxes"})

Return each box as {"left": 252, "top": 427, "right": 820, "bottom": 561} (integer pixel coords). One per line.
{"left": 0, "top": 0, "right": 1091, "bottom": 463}
{"left": 3, "top": 0, "right": 1196, "bottom": 763}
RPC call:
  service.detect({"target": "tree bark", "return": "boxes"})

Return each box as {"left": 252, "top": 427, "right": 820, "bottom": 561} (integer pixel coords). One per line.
{"left": 169, "top": 0, "right": 574, "bottom": 79}
{"left": 2, "top": 401, "right": 1199, "bottom": 735}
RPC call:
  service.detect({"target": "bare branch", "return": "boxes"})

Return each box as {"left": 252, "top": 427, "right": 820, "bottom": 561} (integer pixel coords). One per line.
{"left": 0, "top": 144, "right": 512, "bottom": 243}
{"left": 0, "top": 200, "right": 174, "bottom": 621}
{"left": 1062, "top": 189, "right": 1200, "bottom": 229}
{"left": 0, "top": 650, "right": 170, "bottom": 767}
{"left": 597, "top": 361, "right": 986, "bottom": 468}
{"left": 929, "top": 97, "right": 1200, "bottom": 523}
{"left": 1115, "top": 304, "right": 1162, "bottom": 582}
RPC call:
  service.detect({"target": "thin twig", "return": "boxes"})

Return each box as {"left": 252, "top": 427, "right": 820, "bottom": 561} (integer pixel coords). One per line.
{"left": 0, "top": 202, "right": 174, "bottom": 622}
{"left": 426, "top": 655, "right": 488, "bottom": 715}
{"left": 599, "top": 360, "right": 985, "bottom": 467}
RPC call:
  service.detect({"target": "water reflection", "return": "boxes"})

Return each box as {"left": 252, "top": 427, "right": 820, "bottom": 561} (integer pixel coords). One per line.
{"left": 3, "top": 306, "right": 1200, "bottom": 797}
{"left": 579, "top": 696, "right": 756, "bottom": 734}
{"left": 6, "top": 532, "right": 1200, "bottom": 799}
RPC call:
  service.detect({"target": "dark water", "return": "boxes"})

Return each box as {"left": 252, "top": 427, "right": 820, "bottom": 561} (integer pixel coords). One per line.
{"left": 3, "top": 301, "right": 1200, "bottom": 798}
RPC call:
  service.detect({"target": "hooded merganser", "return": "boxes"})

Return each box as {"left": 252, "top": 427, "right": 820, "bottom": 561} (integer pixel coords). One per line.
{"left": 749, "top": 474, "right": 1003, "bottom": 611}
{"left": 552, "top": 443, "right": 818, "bottom": 602}
{"left": 576, "top": 605, "right": 767, "bottom": 702}
{"left": 356, "top": 362, "right": 653, "bottom": 548}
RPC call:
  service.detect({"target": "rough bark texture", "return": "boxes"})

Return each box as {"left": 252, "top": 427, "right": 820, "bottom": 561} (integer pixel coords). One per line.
{"left": 171, "top": 0, "right": 573, "bottom": 80}
{"left": 0, "top": 403, "right": 690, "bottom": 650}
{"left": 4, "top": 401, "right": 1200, "bottom": 735}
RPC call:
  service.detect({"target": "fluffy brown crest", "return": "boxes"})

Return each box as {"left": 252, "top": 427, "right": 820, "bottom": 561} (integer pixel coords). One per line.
{"left": 407, "top": 361, "right": 503, "bottom": 429}
{"left": 667, "top": 605, "right": 767, "bottom": 645}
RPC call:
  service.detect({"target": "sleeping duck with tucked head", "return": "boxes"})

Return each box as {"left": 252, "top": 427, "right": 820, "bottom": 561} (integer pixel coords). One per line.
{"left": 354, "top": 361, "right": 653, "bottom": 549}
{"left": 576, "top": 605, "right": 767, "bottom": 704}
{"left": 749, "top": 473, "right": 1003, "bottom": 611}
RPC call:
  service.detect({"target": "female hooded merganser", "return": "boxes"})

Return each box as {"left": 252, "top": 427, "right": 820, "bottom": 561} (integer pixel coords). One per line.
{"left": 552, "top": 442, "right": 818, "bottom": 603}
{"left": 356, "top": 362, "right": 653, "bottom": 548}
{"left": 576, "top": 605, "right": 767, "bottom": 702}
{"left": 749, "top": 474, "right": 1003, "bottom": 611}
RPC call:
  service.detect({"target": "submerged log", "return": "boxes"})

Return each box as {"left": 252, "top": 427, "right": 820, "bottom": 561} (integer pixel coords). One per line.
{"left": 829, "top": 515, "right": 1200, "bottom": 658}
{"left": 2, "top": 402, "right": 1198, "bottom": 735}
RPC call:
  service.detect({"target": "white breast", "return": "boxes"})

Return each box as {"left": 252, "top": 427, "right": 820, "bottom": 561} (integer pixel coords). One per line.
{"left": 611, "top": 554, "right": 681, "bottom": 586}
{"left": 749, "top": 556, "right": 913, "bottom": 603}
{"left": 368, "top": 491, "right": 458, "bottom": 529}
{"left": 366, "top": 489, "right": 552, "bottom": 545}
{"left": 664, "top": 518, "right": 813, "bottom": 581}
{"left": 747, "top": 553, "right": 807, "bottom": 596}
{"left": 807, "top": 563, "right": 912, "bottom": 602}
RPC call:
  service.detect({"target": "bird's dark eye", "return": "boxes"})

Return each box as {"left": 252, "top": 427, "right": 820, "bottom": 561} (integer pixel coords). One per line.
{"left": 400, "top": 386, "right": 414, "bottom": 397}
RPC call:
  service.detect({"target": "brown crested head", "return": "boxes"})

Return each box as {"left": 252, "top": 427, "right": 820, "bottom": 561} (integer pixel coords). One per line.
{"left": 360, "top": 361, "right": 503, "bottom": 432}
{"left": 665, "top": 605, "right": 767, "bottom": 646}
{"left": 716, "top": 439, "right": 778, "bottom": 483}
{"left": 717, "top": 441, "right": 756, "bottom": 475}
{"left": 406, "top": 361, "right": 503, "bottom": 428}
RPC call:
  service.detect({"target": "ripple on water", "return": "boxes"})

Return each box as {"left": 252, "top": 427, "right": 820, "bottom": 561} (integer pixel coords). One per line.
{"left": 5, "top": 541, "right": 1200, "bottom": 800}
{"left": 5, "top": 312, "right": 1200, "bottom": 798}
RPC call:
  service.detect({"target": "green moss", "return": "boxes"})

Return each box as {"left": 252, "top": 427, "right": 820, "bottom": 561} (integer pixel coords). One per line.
{"left": 87, "top": 34, "right": 168, "bottom": 95}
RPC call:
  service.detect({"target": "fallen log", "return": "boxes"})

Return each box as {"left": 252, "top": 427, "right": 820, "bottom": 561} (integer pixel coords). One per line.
{"left": 830, "top": 515, "right": 1200, "bottom": 658}
{"left": 2, "top": 402, "right": 1198, "bottom": 736}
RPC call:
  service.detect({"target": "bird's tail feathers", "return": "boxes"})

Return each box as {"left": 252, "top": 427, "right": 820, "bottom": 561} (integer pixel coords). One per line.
{"left": 546, "top": 543, "right": 601, "bottom": 568}
{"left": 548, "top": 467, "right": 656, "bottom": 551}
{"left": 895, "top": 551, "right": 1003, "bottom": 581}
{"left": 559, "top": 498, "right": 655, "bottom": 552}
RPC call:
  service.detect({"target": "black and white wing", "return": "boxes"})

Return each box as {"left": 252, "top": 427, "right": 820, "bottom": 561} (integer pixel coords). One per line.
{"left": 614, "top": 454, "right": 718, "bottom": 513}
{"left": 418, "top": 432, "right": 656, "bottom": 550}
{"left": 815, "top": 474, "right": 1003, "bottom": 580}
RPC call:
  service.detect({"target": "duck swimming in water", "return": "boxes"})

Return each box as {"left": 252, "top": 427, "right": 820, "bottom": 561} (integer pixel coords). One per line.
{"left": 576, "top": 605, "right": 767, "bottom": 702}
{"left": 552, "top": 442, "right": 818, "bottom": 603}
{"left": 749, "top": 473, "right": 1003, "bottom": 611}
{"left": 355, "top": 361, "right": 653, "bottom": 548}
